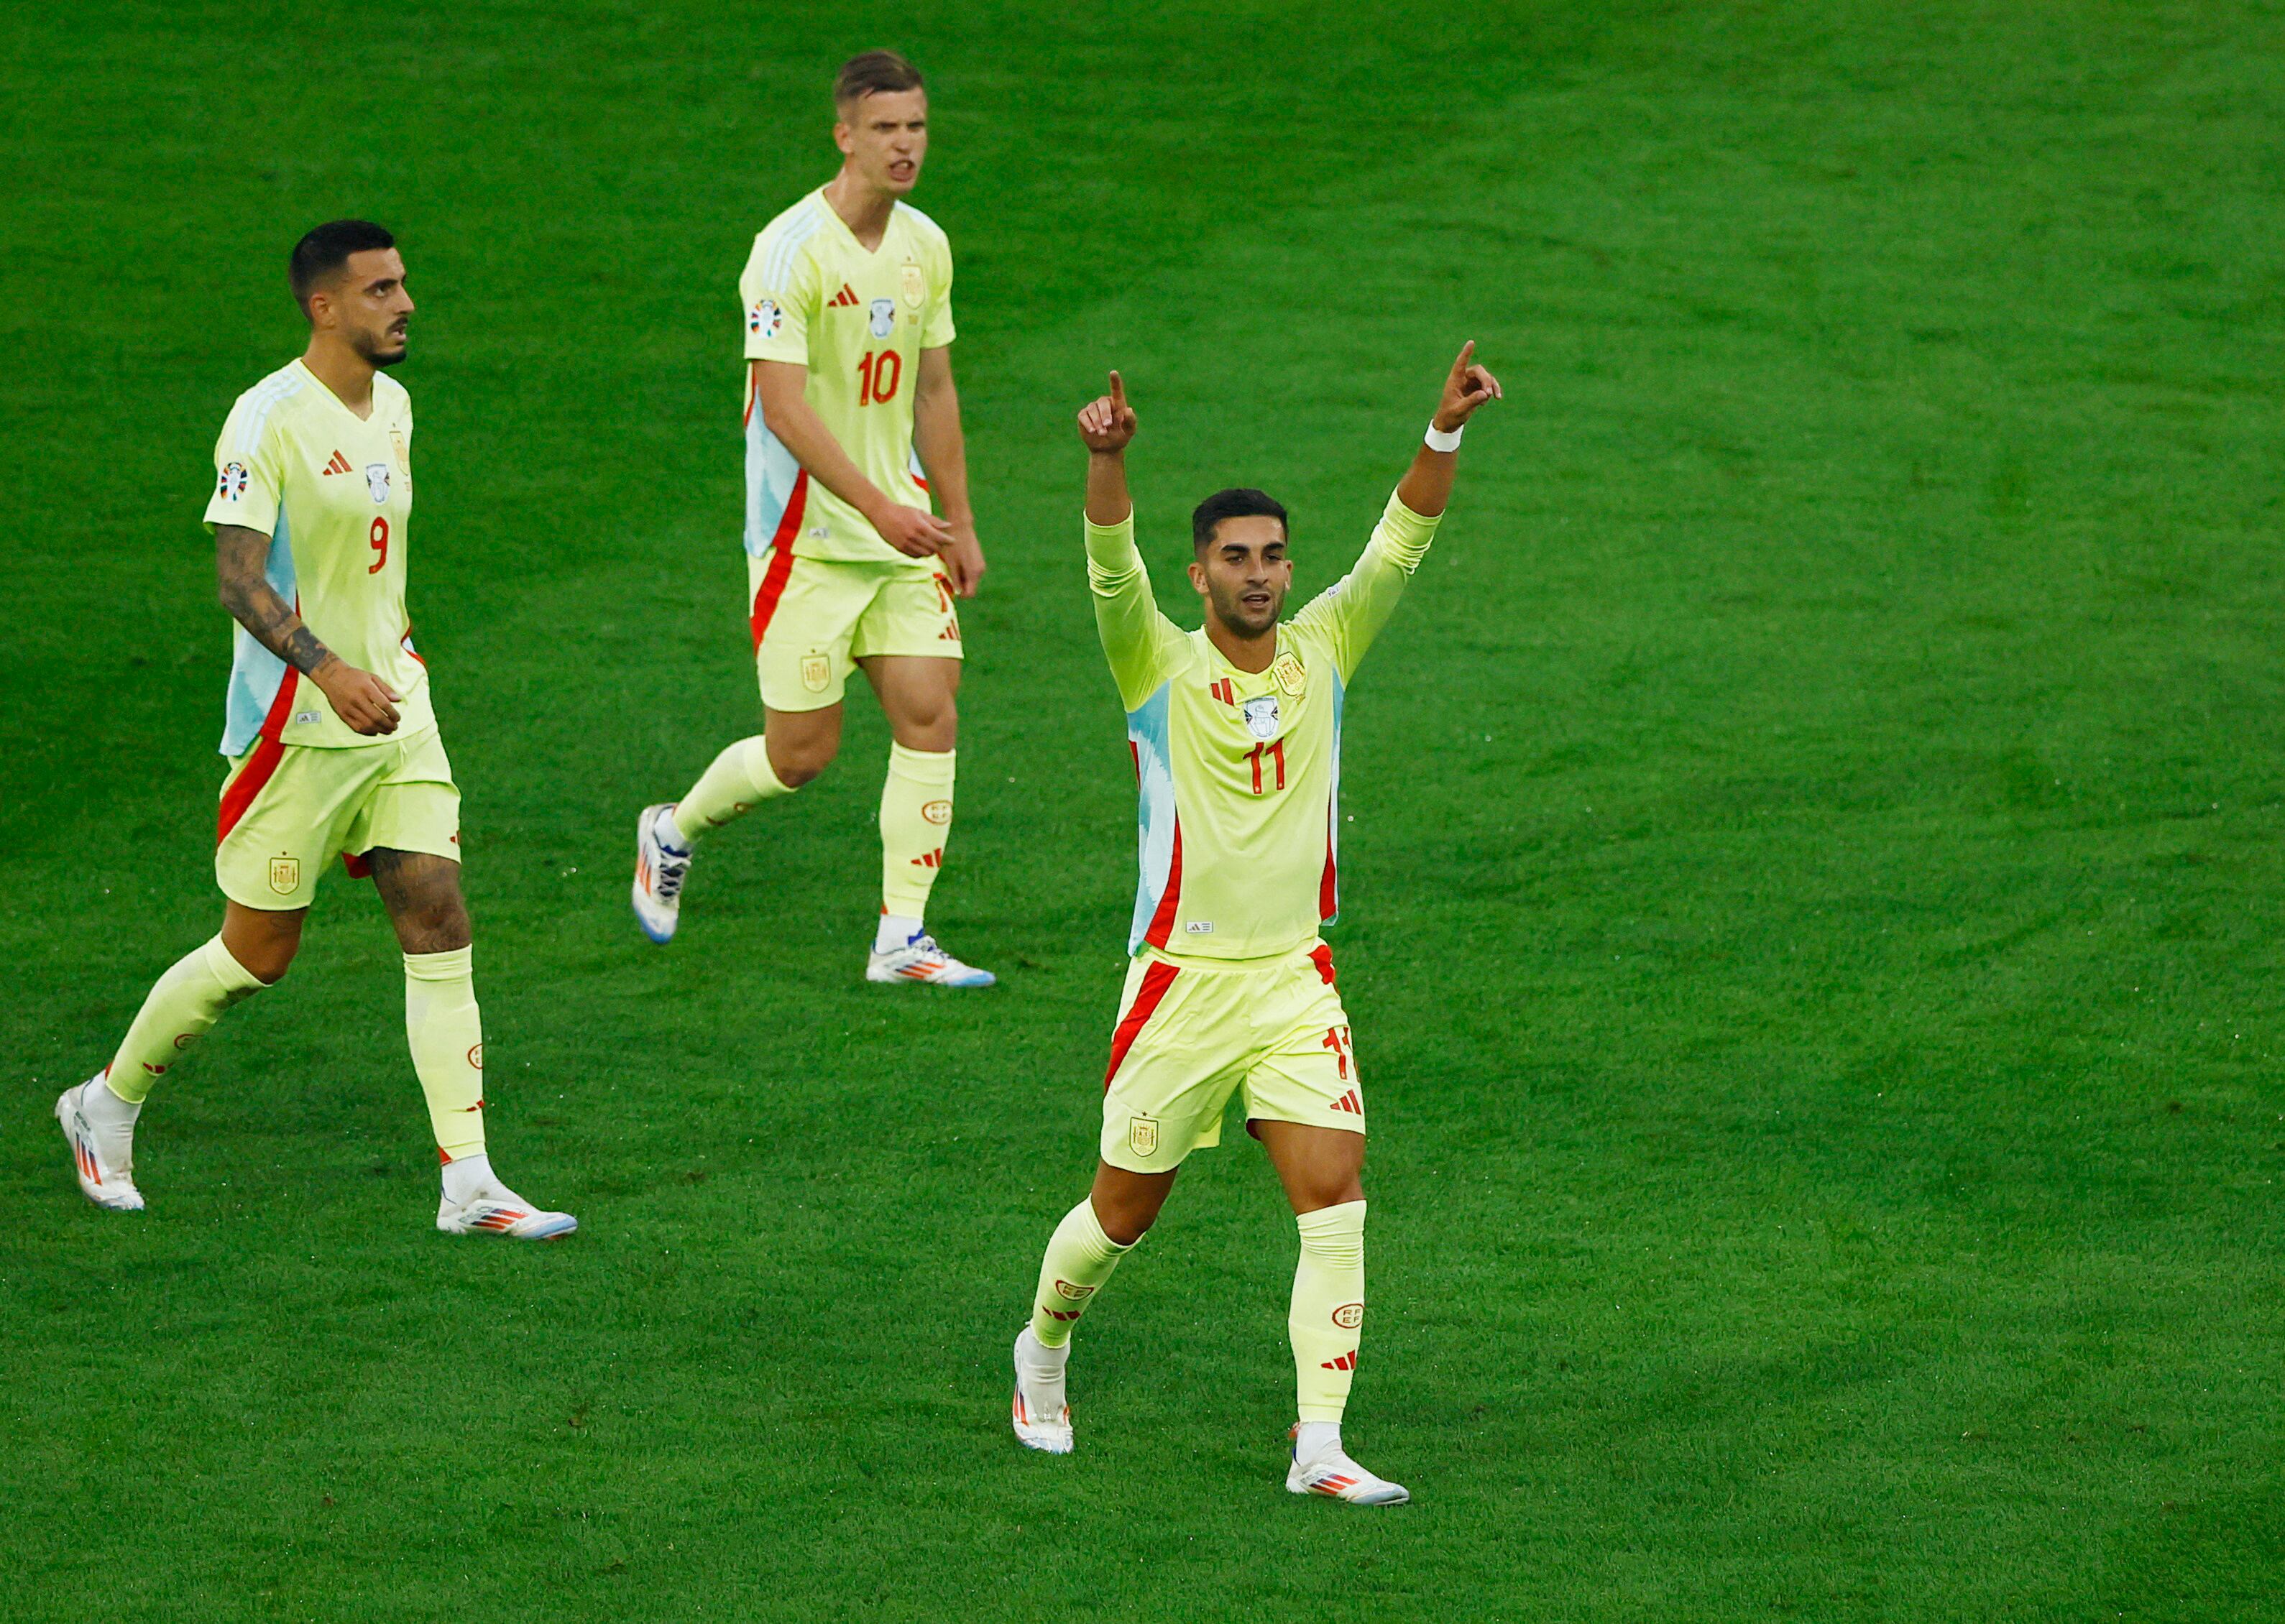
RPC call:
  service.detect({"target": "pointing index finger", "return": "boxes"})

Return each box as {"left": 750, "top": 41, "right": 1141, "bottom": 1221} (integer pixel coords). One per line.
{"left": 1108, "top": 369, "right": 1126, "bottom": 411}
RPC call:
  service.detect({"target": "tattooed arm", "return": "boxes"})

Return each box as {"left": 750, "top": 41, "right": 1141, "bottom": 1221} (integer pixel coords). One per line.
{"left": 216, "top": 523, "right": 401, "bottom": 736}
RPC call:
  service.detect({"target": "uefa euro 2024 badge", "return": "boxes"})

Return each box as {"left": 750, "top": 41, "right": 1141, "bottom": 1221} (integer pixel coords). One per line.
{"left": 749, "top": 298, "right": 784, "bottom": 341}
{"left": 870, "top": 297, "right": 896, "bottom": 339}
{"left": 1242, "top": 694, "right": 1281, "bottom": 740}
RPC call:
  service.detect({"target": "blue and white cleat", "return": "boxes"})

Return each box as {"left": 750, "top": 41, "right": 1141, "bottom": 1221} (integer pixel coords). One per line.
{"left": 866, "top": 933, "right": 996, "bottom": 988}
{"left": 57, "top": 1074, "right": 144, "bottom": 1212}
{"left": 1286, "top": 1425, "right": 1410, "bottom": 1505}
{"left": 437, "top": 1183, "right": 578, "bottom": 1241}
{"left": 631, "top": 803, "right": 692, "bottom": 944}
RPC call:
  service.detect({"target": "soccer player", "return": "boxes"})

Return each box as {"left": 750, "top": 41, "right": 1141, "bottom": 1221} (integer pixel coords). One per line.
{"left": 632, "top": 50, "right": 993, "bottom": 987}
{"left": 1008, "top": 348, "right": 1502, "bottom": 1503}
{"left": 53, "top": 221, "right": 575, "bottom": 1240}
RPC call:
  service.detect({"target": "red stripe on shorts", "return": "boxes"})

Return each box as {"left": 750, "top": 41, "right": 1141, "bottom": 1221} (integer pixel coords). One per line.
{"left": 1103, "top": 959, "right": 1180, "bottom": 1090}
{"left": 216, "top": 669, "right": 301, "bottom": 844}
{"left": 1310, "top": 944, "right": 1336, "bottom": 986}
{"left": 748, "top": 471, "right": 807, "bottom": 650}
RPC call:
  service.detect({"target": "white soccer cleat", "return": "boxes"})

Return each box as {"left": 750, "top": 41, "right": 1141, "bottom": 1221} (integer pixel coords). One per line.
{"left": 867, "top": 933, "right": 996, "bottom": 988}
{"left": 1011, "top": 1327, "right": 1074, "bottom": 1454}
{"left": 1286, "top": 1426, "right": 1410, "bottom": 1505}
{"left": 631, "top": 803, "right": 692, "bottom": 944}
{"left": 55, "top": 1075, "right": 144, "bottom": 1212}
{"left": 437, "top": 1183, "right": 578, "bottom": 1241}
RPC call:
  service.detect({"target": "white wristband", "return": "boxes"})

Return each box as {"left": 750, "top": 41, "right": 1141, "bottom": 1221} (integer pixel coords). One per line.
{"left": 1425, "top": 420, "right": 1464, "bottom": 453}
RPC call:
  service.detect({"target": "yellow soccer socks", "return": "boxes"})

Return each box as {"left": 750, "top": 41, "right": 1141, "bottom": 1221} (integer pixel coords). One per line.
{"left": 1030, "top": 1197, "right": 1135, "bottom": 1349}
{"left": 404, "top": 947, "right": 486, "bottom": 1162}
{"left": 878, "top": 743, "right": 955, "bottom": 939}
{"left": 1291, "top": 1200, "right": 1368, "bottom": 1424}
{"left": 104, "top": 935, "right": 267, "bottom": 1104}
{"left": 669, "top": 735, "right": 792, "bottom": 849}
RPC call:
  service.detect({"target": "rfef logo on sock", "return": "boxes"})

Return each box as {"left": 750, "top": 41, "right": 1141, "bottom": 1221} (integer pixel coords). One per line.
{"left": 1331, "top": 1302, "right": 1364, "bottom": 1330}
{"left": 1054, "top": 1279, "right": 1095, "bottom": 1301}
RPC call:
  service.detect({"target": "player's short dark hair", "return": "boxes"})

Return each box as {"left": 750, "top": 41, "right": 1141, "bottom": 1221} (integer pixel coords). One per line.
{"left": 1192, "top": 489, "right": 1289, "bottom": 556}
{"left": 289, "top": 220, "right": 395, "bottom": 310}
{"left": 835, "top": 50, "right": 924, "bottom": 110}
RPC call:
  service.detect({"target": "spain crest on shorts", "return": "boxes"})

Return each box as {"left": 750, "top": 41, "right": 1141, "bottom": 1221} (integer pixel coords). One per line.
{"left": 267, "top": 857, "right": 300, "bottom": 896}
{"left": 800, "top": 651, "right": 831, "bottom": 693}
{"left": 1128, "top": 1115, "right": 1159, "bottom": 1158}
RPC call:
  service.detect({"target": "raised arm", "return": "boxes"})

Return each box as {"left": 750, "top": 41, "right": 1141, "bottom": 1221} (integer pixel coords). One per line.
{"left": 1077, "top": 371, "right": 1186, "bottom": 709}
{"left": 1296, "top": 341, "right": 1503, "bottom": 680}
{"left": 216, "top": 523, "right": 400, "bottom": 735}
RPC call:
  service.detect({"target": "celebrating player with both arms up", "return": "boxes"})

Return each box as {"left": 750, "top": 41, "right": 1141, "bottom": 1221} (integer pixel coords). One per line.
{"left": 1009, "top": 349, "right": 1502, "bottom": 1505}
{"left": 633, "top": 51, "right": 995, "bottom": 987}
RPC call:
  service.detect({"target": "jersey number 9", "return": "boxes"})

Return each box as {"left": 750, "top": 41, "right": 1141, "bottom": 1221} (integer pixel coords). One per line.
{"left": 368, "top": 517, "right": 390, "bottom": 575}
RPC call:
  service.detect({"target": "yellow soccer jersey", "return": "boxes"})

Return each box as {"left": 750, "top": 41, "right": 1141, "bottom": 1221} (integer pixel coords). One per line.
{"left": 202, "top": 360, "right": 431, "bottom": 755}
{"left": 1086, "top": 489, "right": 1440, "bottom": 961}
{"left": 739, "top": 189, "right": 956, "bottom": 566}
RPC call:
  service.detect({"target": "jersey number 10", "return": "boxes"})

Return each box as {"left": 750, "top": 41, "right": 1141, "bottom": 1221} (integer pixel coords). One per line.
{"left": 857, "top": 349, "right": 903, "bottom": 406}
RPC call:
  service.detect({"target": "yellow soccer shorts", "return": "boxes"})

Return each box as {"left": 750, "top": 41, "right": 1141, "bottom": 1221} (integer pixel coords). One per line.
{"left": 214, "top": 726, "right": 461, "bottom": 910}
{"left": 748, "top": 547, "right": 962, "bottom": 714}
{"left": 1099, "top": 941, "right": 1366, "bottom": 1174}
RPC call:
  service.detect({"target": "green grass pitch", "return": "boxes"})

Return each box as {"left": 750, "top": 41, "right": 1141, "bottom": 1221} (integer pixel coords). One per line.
{"left": 4, "top": 2, "right": 2281, "bottom": 1618}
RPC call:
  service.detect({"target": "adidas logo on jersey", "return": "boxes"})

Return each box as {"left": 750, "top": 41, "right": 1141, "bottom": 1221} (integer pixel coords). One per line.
{"left": 1208, "top": 678, "right": 1236, "bottom": 705}
{"left": 322, "top": 450, "right": 353, "bottom": 475}
{"left": 829, "top": 284, "right": 861, "bottom": 308}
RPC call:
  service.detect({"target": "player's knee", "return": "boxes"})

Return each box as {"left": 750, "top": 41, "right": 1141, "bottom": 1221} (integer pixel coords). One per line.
{"left": 1098, "top": 1204, "right": 1156, "bottom": 1247}
{"left": 239, "top": 938, "right": 298, "bottom": 984}
{"left": 895, "top": 703, "right": 957, "bottom": 753}
{"left": 771, "top": 750, "right": 829, "bottom": 788}
{"left": 396, "top": 900, "right": 472, "bottom": 956}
